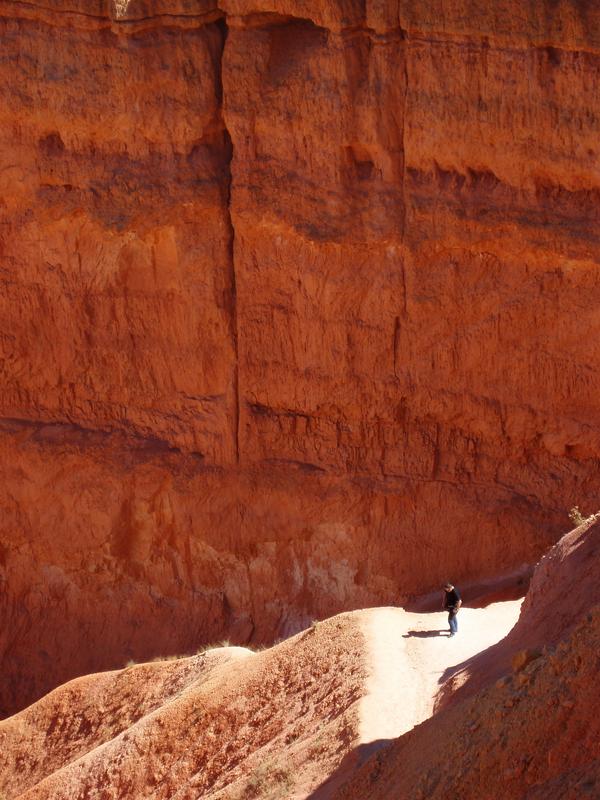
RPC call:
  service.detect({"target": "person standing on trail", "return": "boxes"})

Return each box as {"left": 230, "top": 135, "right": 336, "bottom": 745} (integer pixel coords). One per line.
{"left": 443, "top": 582, "right": 462, "bottom": 637}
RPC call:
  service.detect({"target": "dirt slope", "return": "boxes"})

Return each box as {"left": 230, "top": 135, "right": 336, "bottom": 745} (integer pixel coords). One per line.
{"left": 0, "top": 598, "right": 521, "bottom": 799}
{"left": 0, "top": 618, "right": 365, "bottom": 800}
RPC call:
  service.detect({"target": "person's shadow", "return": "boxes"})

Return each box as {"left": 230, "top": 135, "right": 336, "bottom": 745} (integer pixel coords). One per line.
{"left": 402, "top": 630, "right": 450, "bottom": 638}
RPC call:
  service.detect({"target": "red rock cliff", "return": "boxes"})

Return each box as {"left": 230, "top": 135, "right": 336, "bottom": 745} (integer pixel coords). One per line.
{"left": 2, "top": 0, "right": 600, "bottom": 714}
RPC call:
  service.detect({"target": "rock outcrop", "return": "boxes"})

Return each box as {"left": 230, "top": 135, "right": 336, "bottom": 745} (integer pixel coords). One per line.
{"left": 3, "top": 0, "right": 600, "bottom": 713}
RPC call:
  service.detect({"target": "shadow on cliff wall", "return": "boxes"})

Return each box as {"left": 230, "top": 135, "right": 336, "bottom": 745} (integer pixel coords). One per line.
{"left": 405, "top": 568, "right": 531, "bottom": 613}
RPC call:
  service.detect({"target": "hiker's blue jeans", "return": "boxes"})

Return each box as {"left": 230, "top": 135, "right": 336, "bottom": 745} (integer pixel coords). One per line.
{"left": 448, "top": 611, "right": 458, "bottom": 634}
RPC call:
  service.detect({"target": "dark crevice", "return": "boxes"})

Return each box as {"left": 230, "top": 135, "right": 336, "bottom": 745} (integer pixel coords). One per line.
{"left": 0, "top": 416, "right": 204, "bottom": 460}
{"left": 400, "top": 38, "right": 409, "bottom": 243}
{"left": 263, "top": 458, "right": 326, "bottom": 474}
{"left": 215, "top": 15, "right": 240, "bottom": 465}
{"left": 248, "top": 402, "right": 311, "bottom": 423}
{"left": 393, "top": 316, "right": 401, "bottom": 378}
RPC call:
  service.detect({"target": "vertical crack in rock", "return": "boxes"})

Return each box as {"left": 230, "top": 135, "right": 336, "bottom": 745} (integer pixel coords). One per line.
{"left": 393, "top": 316, "right": 401, "bottom": 379}
{"left": 400, "top": 31, "right": 409, "bottom": 246}
{"left": 216, "top": 14, "right": 240, "bottom": 464}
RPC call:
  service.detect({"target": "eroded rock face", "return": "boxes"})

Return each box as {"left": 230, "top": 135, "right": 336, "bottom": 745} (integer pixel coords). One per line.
{"left": 0, "top": 1, "right": 235, "bottom": 458}
{"left": 2, "top": 0, "right": 600, "bottom": 714}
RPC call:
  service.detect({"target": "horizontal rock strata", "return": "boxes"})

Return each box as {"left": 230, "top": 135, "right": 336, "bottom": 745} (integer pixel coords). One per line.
{"left": 2, "top": 0, "right": 600, "bottom": 713}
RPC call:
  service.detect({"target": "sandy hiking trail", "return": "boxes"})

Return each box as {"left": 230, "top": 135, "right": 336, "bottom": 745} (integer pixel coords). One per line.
{"left": 358, "top": 601, "right": 522, "bottom": 747}
{"left": 1, "top": 601, "right": 523, "bottom": 800}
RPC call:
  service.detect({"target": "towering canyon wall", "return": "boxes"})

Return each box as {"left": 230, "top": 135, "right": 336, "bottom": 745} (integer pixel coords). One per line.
{"left": 2, "top": 0, "right": 600, "bottom": 714}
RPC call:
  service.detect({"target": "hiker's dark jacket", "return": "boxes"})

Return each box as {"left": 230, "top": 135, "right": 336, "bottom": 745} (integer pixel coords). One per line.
{"left": 444, "top": 588, "right": 461, "bottom": 610}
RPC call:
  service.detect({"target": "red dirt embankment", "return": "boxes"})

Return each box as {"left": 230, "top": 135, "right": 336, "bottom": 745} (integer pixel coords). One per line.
{"left": 0, "top": 618, "right": 365, "bottom": 799}
{"left": 0, "top": 601, "right": 521, "bottom": 799}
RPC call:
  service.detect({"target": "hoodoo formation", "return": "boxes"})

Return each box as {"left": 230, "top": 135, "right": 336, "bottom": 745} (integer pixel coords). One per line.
{"left": 2, "top": 0, "right": 600, "bottom": 782}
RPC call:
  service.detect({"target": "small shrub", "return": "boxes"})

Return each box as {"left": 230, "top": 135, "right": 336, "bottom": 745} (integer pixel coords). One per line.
{"left": 125, "top": 653, "right": 189, "bottom": 668}
{"left": 243, "top": 642, "right": 268, "bottom": 652}
{"left": 150, "top": 654, "right": 187, "bottom": 662}
{"left": 568, "top": 506, "right": 586, "bottom": 526}
{"left": 568, "top": 506, "right": 600, "bottom": 527}
{"left": 195, "top": 639, "right": 231, "bottom": 656}
{"left": 244, "top": 760, "right": 293, "bottom": 799}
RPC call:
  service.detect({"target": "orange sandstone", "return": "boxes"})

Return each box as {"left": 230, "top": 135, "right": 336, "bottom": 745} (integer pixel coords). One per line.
{"left": 2, "top": 0, "right": 600, "bottom": 714}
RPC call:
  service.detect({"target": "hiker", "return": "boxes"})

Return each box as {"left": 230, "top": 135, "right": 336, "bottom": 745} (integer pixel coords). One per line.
{"left": 443, "top": 582, "right": 462, "bottom": 636}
